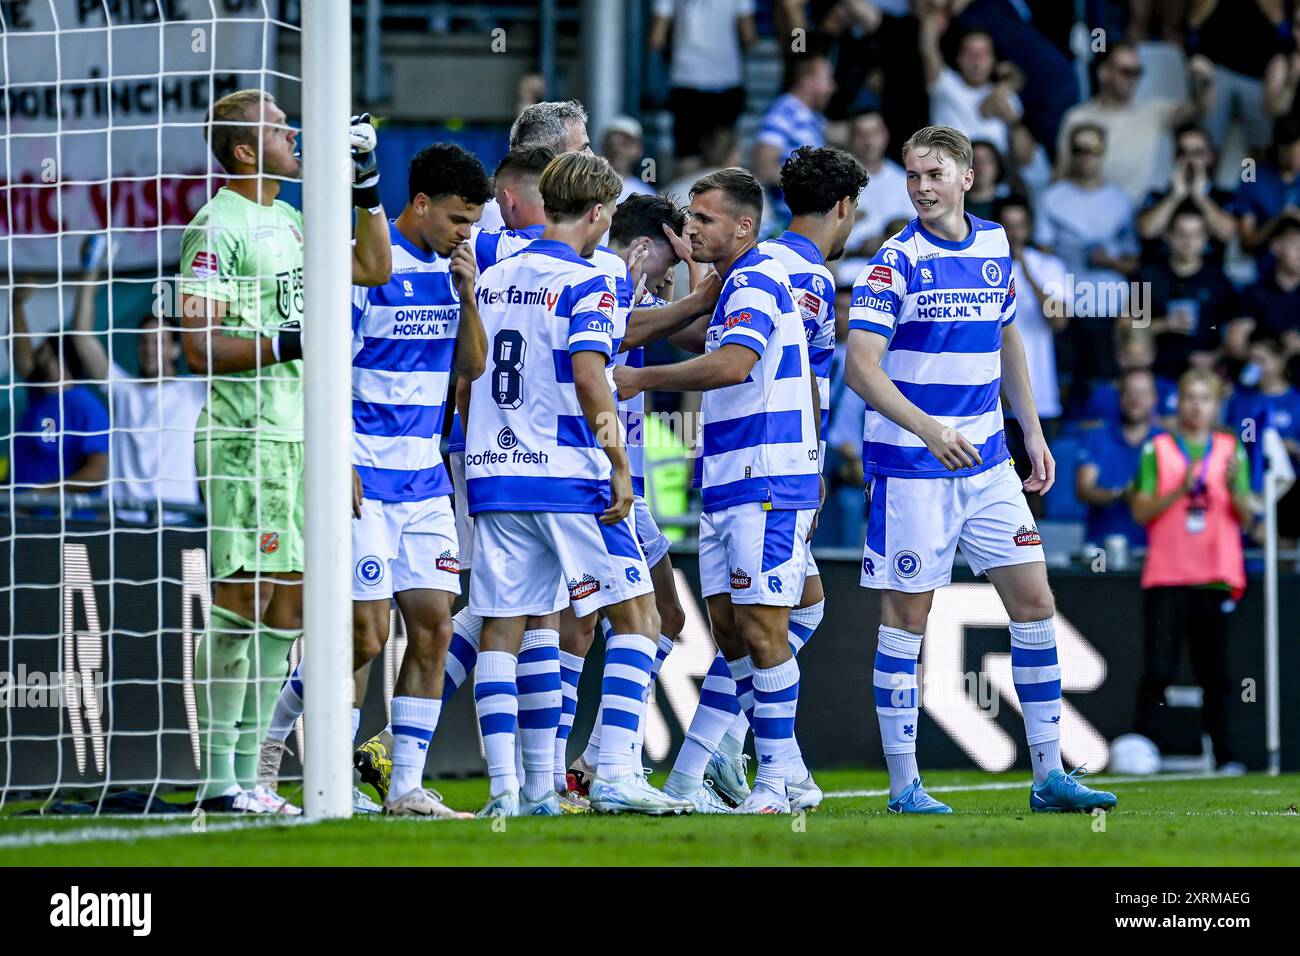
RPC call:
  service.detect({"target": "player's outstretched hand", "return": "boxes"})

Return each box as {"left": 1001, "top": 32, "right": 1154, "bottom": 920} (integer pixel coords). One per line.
{"left": 923, "top": 422, "right": 982, "bottom": 471}
{"left": 1022, "top": 430, "right": 1055, "bottom": 495}
{"left": 350, "top": 112, "right": 381, "bottom": 210}
{"left": 603, "top": 467, "right": 634, "bottom": 525}
{"left": 449, "top": 242, "right": 477, "bottom": 301}
{"left": 612, "top": 364, "right": 641, "bottom": 402}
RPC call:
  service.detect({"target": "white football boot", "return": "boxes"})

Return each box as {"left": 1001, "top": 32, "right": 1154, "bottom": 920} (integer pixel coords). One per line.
{"left": 248, "top": 784, "right": 302, "bottom": 815}
{"left": 704, "top": 750, "right": 751, "bottom": 807}
{"left": 352, "top": 787, "right": 382, "bottom": 815}
{"left": 732, "top": 786, "right": 790, "bottom": 815}
{"left": 665, "top": 779, "right": 731, "bottom": 814}
{"left": 384, "top": 787, "right": 474, "bottom": 819}
{"left": 476, "top": 791, "right": 521, "bottom": 819}
{"left": 589, "top": 774, "right": 693, "bottom": 816}
{"left": 786, "top": 774, "right": 824, "bottom": 812}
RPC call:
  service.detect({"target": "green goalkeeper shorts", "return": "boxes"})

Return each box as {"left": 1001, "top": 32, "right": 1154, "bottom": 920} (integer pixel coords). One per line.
{"left": 195, "top": 437, "right": 305, "bottom": 580}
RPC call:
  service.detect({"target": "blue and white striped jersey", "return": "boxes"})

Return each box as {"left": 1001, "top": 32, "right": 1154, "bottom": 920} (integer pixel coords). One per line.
{"left": 848, "top": 214, "right": 1016, "bottom": 479}
{"left": 465, "top": 238, "right": 629, "bottom": 514}
{"left": 697, "top": 245, "right": 820, "bottom": 513}
{"left": 760, "top": 230, "right": 835, "bottom": 454}
{"left": 616, "top": 289, "right": 668, "bottom": 497}
{"left": 449, "top": 224, "right": 548, "bottom": 454}
{"left": 351, "top": 222, "right": 459, "bottom": 502}
{"left": 755, "top": 93, "right": 826, "bottom": 165}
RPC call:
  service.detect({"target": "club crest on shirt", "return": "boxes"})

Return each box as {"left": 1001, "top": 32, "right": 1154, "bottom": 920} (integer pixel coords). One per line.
{"left": 435, "top": 550, "right": 460, "bottom": 573}
{"left": 1013, "top": 525, "right": 1041, "bottom": 547}
{"left": 259, "top": 532, "right": 280, "bottom": 555}
{"left": 893, "top": 550, "right": 921, "bottom": 579}
{"left": 355, "top": 555, "right": 383, "bottom": 583}
{"left": 865, "top": 264, "right": 894, "bottom": 294}
{"left": 982, "top": 259, "right": 1003, "bottom": 286}
{"left": 730, "top": 567, "right": 752, "bottom": 590}
{"left": 568, "top": 573, "right": 600, "bottom": 601}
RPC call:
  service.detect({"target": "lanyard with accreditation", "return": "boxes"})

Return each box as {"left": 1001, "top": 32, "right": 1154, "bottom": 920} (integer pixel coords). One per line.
{"left": 1173, "top": 433, "right": 1214, "bottom": 534}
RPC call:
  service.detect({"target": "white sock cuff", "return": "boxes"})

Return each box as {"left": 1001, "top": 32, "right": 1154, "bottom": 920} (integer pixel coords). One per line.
{"left": 558, "top": 650, "right": 585, "bottom": 672}
{"left": 452, "top": 608, "right": 483, "bottom": 645}
{"left": 753, "top": 656, "right": 799, "bottom": 691}
{"left": 656, "top": 633, "right": 676, "bottom": 657}
{"left": 607, "top": 632, "right": 656, "bottom": 657}
{"left": 725, "top": 655, "right": 754, "bottom": 681}
{"left": 878, "top": 625, "right": 922, "bottom": 658}
{"left": 520, "top": 628, "right": 560, "bottom": 653}
{"left": 475, "top": 650, "right": 517, "bottom": 681}
{"left": 1009, "top": 617, "right": 1055, "bottom": 647}
{"left": 391, "top": 695, "right": 441, "bottom": 730}
{"left": 791, "top": 600, "right": 825, "bottom": 628}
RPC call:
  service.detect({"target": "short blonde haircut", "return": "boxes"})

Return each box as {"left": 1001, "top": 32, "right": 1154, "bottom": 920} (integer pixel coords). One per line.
{"left": 538, "top": 152, "right": 621, "bottom": 222}
{"left": 206, "top": 89, "right": 272, "bottom": 172}
{"left": 902, "top": 125, "right": 974, "bottom": 170}
{"left": 1177, "top": 367, "right": 1225, "bottom": 402}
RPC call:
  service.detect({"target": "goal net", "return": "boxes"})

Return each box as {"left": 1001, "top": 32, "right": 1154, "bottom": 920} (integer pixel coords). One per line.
{"left": 0, "top": 1, "right": 318, "bottom": 812}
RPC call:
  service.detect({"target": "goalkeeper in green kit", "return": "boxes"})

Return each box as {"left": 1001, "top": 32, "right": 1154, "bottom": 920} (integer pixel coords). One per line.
{"left": 179, "top": 89, "right": 391, "bottom": 812}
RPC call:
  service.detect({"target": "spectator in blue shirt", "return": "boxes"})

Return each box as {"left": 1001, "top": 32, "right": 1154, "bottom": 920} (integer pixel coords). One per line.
{"left": 1236, "top": 116, "right": 1300, "bottom": 253}
{"left": 9, "top": 283, "right": 109, "bottom": 494}
{"left": 1226, "top": 332, "right": 1300, "bottom": 537}
{"left": 1235, "top": 214, "right": 1300, "bottom": 351}
{"left": 753, "top": 53, "right": 835, "bottom": 189}
{"left": 1082, "top": 328, "right": 1178, "bottom": 423}
{"left": 1075, "top": 367, "right": 1161, "bottom": 549}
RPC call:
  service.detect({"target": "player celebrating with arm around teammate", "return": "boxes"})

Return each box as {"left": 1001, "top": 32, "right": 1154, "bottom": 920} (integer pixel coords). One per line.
{"left": 667, "top": 147, "right": 868, "bottom": 813}
{"left": 844, "top": 126, "right": 1117, "bottom": 814}
{"left": 614, "top": 168, "right": 821, "bottom": 814}
{"left": 180, "top": 90, "right": 390, "bottom": 812}
{"left": 466, "top": 152, "right": 687, "bottom": 818}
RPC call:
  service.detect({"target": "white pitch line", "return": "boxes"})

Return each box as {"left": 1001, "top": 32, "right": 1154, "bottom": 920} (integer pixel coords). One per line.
{"left": 0, "top": 816, "right": 309, "bottom": 850}
{"left": 825, "top": 771, "right": 1223, "bottom": 800}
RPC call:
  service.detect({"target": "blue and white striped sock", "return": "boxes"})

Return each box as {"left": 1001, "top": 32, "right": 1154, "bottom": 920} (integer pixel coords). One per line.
{"left": 596, "top": 633, "right": 656, "bottom": 782}
{"left": 474, "top": 650, "right": 519, "bottom": 798}
{"left": 785, "top": 600, "right": 823, "bottom": 782}
{"left": 1010, "top": 617, "right": 1064, "bottom": 785}
{"left": 875, "top": 625, "right": 922, "bottom": 799}
{"left": 442, "top": 608, "right": 482, "bottom": 704}
{"left": 555, "top": 650, "right": 584, "bottom": 789}
{"left": 752, "top": 657, "right": 800, "bottom": 796}
{"left": 586, "top": 631, "right": 674, "bottom": 772}
{"left": 667, "top": 651, "right": 740, "bottom": 794}
{"left": 517, "top": 629, "right": 562, "bottom": 801}
{"left": 267, "top": 663, "right": 304, "bottom": 743}
{"left": 729, "top": 655, "right": 755, "bottom": 726}
{"left": 390, "top": 695, "right": 440, "bottom": 800}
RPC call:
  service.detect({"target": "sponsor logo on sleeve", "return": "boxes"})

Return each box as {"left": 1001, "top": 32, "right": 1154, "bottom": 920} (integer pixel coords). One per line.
{"left": 864, "top": 265, "right": 894, "bottom": 294}
{"left": 596, "top": 291, "right": 616, "bottom": 318}
{"left": 190, "top": 250, "right": 219, "bottom": 278}
{"left": 724, "top": 311, "right": 752, "bottom": 329}
{"left": 798, "top": 290, "right": 822, "bottom": 321}
{"left": 1007, "top": 276, "right": 1016, "bottom": 298}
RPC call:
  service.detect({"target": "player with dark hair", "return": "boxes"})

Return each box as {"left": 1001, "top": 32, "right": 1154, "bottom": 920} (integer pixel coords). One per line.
{"left": 257, "top": 143, "right": 490, "bottom": 817}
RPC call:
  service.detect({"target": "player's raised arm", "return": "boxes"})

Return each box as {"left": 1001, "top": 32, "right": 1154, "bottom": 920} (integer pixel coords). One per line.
{"left": 449, "top": 242, "right": 487, "bottom": 380}
{"left": 349, "top": 113, "right": 392, "bottom": 286}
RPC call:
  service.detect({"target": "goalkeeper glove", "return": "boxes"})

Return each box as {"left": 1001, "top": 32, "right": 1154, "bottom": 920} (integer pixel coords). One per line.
{"left": 273, "top": 321, "right": 303, "bottom": 363}
{"left": 351, "top": 112, "right": 382, "bottom": 212}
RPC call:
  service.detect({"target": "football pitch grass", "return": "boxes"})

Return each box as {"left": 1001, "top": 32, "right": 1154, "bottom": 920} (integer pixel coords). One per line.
{"left": 2, "top": 770, "right": 1297, "bottom": 867}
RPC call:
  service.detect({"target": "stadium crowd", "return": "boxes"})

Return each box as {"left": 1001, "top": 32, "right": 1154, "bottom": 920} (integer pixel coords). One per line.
{"left": 8, "top": 0, "right": 1298, "bottom": 563}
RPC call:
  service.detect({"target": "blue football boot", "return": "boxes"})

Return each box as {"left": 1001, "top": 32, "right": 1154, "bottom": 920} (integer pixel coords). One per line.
{"left": 1030, "top": 767, "right": 1118, "bottom": 813}
{"left": 887, "top": 777, "right": 953, "bottom": 814}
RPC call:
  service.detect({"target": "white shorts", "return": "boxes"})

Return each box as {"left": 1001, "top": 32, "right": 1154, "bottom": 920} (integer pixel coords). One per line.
{"left": 699, "top": 503, "right": 815, "bottom": 607}
{"left": 449, "top": 449, "right": 474, "bottom": 571}
{"left": 633, "top": 495, "right": 671, "bottom": 569}
{"left": 352, "top": 495, "right": 461, "bottom": 601}
{"left": 860, "top": 459, "right": 1045, "bottom": 593}
{"left": 469, "top": 510, "right": 653, "bottom": 618}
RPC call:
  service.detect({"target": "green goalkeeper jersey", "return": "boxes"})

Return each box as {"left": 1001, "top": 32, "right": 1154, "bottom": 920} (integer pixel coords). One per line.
{"left": 180, "top": 187, "right": 306, "bottom": 442}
